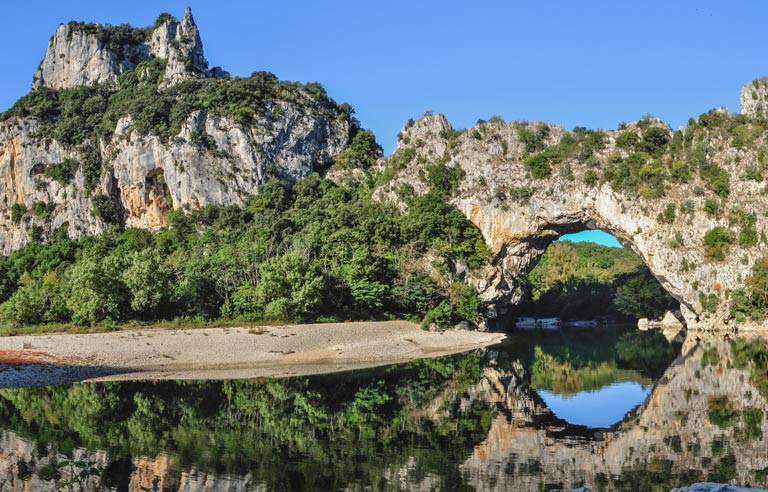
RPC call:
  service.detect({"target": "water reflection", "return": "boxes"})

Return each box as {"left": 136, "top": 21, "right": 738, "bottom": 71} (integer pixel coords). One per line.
{"left": 538, "top": 380, "right": 651, "bottom": 428}
{"left": 0, "top": 328, "right": 766, "bottom": 491}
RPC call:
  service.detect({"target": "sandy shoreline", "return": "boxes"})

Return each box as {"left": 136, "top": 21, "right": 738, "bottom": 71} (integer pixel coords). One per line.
{"left": 0, "top": 321, "right": 505, "bottom": 388}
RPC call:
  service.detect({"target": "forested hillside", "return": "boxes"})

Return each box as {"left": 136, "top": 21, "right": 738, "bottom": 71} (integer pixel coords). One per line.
{"left": 518, "top": 240, "right": 678, "bottom": 320}
{"left": 0, "top": 168, "right": 488, "bottom": 332}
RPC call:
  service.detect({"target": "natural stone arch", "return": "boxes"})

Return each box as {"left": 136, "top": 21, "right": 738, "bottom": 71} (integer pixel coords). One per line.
{"left": 459, "top": 200, "right": 695, "bottom": 326}
{"left": 380, "top": 107, "right": 768, "bottom": 331}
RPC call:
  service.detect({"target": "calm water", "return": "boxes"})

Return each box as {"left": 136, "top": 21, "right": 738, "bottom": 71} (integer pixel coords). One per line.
{"left": 0, "top": 326, "right": 767, "bottom": 491}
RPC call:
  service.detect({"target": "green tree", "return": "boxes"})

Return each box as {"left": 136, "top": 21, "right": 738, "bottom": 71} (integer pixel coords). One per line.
{"left": 65, "top": 257, "right": 128, "bottom": 325}
{"left": 614, "top": 270, "right": 676, "bottom": 320}
{"left": 121, "top": 249, "right": 171, "bottom": 316}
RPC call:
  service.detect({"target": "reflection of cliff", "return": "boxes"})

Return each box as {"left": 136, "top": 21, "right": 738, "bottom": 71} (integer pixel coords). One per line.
{"left": 0, "top": 430, "right": 109, "bottom": 492}
{"left": 0, "top": 339, "right": 766, "bottom": 491}
{"left": 461, "top": 338, "right": 768, "bottom": 491}
{"left": 0, "top": 434, "right": 268, "bottom": 492}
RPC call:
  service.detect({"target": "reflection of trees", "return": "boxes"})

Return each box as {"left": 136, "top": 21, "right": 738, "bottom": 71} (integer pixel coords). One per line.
{"left": 0, "top": 353, "right": 493, "bottom": 491}
{"left": 2, "top": 336, "right": 765, "bottom": 492}
{"left": 522, "top": 240, "right": 677, "bottom": 320}
{"left": 530, "top": 346, "right": 651, "bottom": 395}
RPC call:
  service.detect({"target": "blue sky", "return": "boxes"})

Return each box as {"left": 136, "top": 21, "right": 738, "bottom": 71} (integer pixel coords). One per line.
{"left": 559, "top": 231, "right": 621, "bottom": 248}
{"left": 538, "top": 381, "right": 650, "bottom": 428}
{"left": 1, "top": 1, "right": 766, "bottom": 156}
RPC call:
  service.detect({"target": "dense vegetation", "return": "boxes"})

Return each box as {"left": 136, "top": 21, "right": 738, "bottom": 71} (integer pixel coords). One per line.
{"left": 2, "top": 55, "right": 349, "bottom": 191}
{"left": 731, "top": 257, "right": 768, "bottom": 322}
{"left": 519, "top": 240, "right": 678, "bottom": 320}
{"left": 0, "top": 170, "right": 488, "bottom": 331}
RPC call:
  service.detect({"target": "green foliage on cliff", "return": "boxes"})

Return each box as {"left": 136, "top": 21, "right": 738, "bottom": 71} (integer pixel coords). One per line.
{"left": 10, "top": 204, "right": 26, "bottom": 225}
{"left": 521, "top": 240, "right": 677, "bottom": 320}
{"left": 43, "top": 158, "right": 78, "bottom": 185}
{"left": 332, "top": 129, "right": 382, "bottom": 169}
{"left": 703, "top": 226, "right": 736, "bottom": 261}
{"left": 0, "top": 60, "right": 353, "bottom": 191}
{"left": 0, "top": 174, "right": 488, "bottom": 330}
{"left": 731, "top": 257, "right": 768, "bottom": 321}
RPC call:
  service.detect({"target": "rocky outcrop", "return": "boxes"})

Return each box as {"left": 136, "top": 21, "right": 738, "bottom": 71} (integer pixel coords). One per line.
{"left": 32, "top": 8, "right": 223, "bottom": 90}
{"left": 375, "top": 107, "right": 768, "bottom": 330}
{"left": 740, "top": 79, "right": 768, "bottom": 120}
{"left": 106, "top": 103, "right": 350, "bottom": 230}
{"left": 0, "top": 9, "right": 352, "bottom": 252}
{"left": 0, "top": 101, "right": 349, "bottom": 246}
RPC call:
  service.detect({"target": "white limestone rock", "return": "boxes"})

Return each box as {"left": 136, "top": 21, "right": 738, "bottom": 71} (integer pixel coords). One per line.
{"left": 374, "top": 109, "right": 768, "bottom": 330}
{"left": 32, "top": 7, "right": 223, "bottom": 90}
{"left": 740, "top": 78, "right": 768, "bottom": 119}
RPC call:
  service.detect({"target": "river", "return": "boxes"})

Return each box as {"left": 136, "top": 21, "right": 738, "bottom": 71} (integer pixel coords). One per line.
{"left": 0, "top": 325, "right": 765, "bottom": 491}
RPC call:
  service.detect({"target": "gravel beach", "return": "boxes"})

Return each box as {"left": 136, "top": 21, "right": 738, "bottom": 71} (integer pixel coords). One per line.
{"left": 0, "top": 321, "right": 506, "bottom": 388}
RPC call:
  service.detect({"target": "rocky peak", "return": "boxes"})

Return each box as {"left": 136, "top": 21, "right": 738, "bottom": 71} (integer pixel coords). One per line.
{"left": 740, "top": 78, "right": 768, "bottom": 119}
{"left": 32, "top": 8, "right": 224, "bottom": 90}
{"left": 148, "top": 7, "right": 213, "bottom": 84}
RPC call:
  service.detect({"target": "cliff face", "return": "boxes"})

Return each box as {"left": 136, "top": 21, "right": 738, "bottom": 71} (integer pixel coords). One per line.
{"left": 0, "top": 8, "right": 352, "bottom": 252}
{"left": 32, "top": 8, "right": 219, "bottom": 90}
{"left": 374, "top": 94, "right": 768, "bottom": 329}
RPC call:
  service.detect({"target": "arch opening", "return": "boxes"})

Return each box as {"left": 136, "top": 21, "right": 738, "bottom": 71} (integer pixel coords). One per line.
{"left": 497, "top": 226, "right": 684, "bottom": 338}
{"left": 496, "top": 227, "right": 685, "bottom": 428}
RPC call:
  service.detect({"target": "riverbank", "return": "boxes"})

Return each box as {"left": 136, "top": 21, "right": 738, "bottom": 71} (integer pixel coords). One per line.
{"left": 0, "top": 321, "right": 505, "bottom": 388}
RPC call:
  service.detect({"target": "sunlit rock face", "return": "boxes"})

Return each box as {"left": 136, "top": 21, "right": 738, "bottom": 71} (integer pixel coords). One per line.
{"left": 0, "top": 101, "right": 349, "bottom": 250}
{"left": 0, "top": 9, "right": 352, "bottom": 252}
{"left": 377, "top": 110, "right": 768, "bottom": 330}
{"left": 32, "top": 8, "right": 218, "bottom": 90}
{"left": 741, "top": 79, "right": 768, "bottom": 120}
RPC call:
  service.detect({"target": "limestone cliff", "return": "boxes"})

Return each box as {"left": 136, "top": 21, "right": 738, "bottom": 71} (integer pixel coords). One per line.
{"left": 741, "top": 78, "right": 768, "bottom": 120}
{"left": 32, "top": 8, "right": 221, "bottom": 90}
{"left": 0, "top": 9, "right": 353, "bottom": 252}
{"left": 373, "top": 97, "right": 768, "bottom": 330}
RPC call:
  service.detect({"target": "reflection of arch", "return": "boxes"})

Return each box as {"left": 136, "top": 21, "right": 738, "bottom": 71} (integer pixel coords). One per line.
{"left": 461, "top": 339, "right": 768, "bottom": 490}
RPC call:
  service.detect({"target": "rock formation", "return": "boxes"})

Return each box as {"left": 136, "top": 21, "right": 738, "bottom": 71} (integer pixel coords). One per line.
{"left": 740, "top": 79, "right": 768, "bottom": 120}
{"left": 0, "top": 8, "right": 353, "bottom": 251}
{"left": 373, "top": 100, "right": 768, "bottom": 330}
{"left": 32, "top": 7, "right": 221, "bottom": 90}
{"left": 5, "top": 8, "right": 768, "bottom": 330}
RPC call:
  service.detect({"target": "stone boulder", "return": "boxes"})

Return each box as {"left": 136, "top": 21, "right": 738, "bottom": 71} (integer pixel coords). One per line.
{"left": 741, "top": 78, "right": 768, "bottom": 119}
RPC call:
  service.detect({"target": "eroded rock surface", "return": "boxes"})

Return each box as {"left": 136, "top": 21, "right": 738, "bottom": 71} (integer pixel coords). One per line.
{"left": 741, "top": 79, "right": 768, "bottom": 120}
{"left": 375, "top": 108, "right": 768, "bottom": 329}
{"left": 0, "top": 9, "right": 352, "bottom": 251}
{"left": 33, "top": 7, "right": 220, "bottom": 90}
